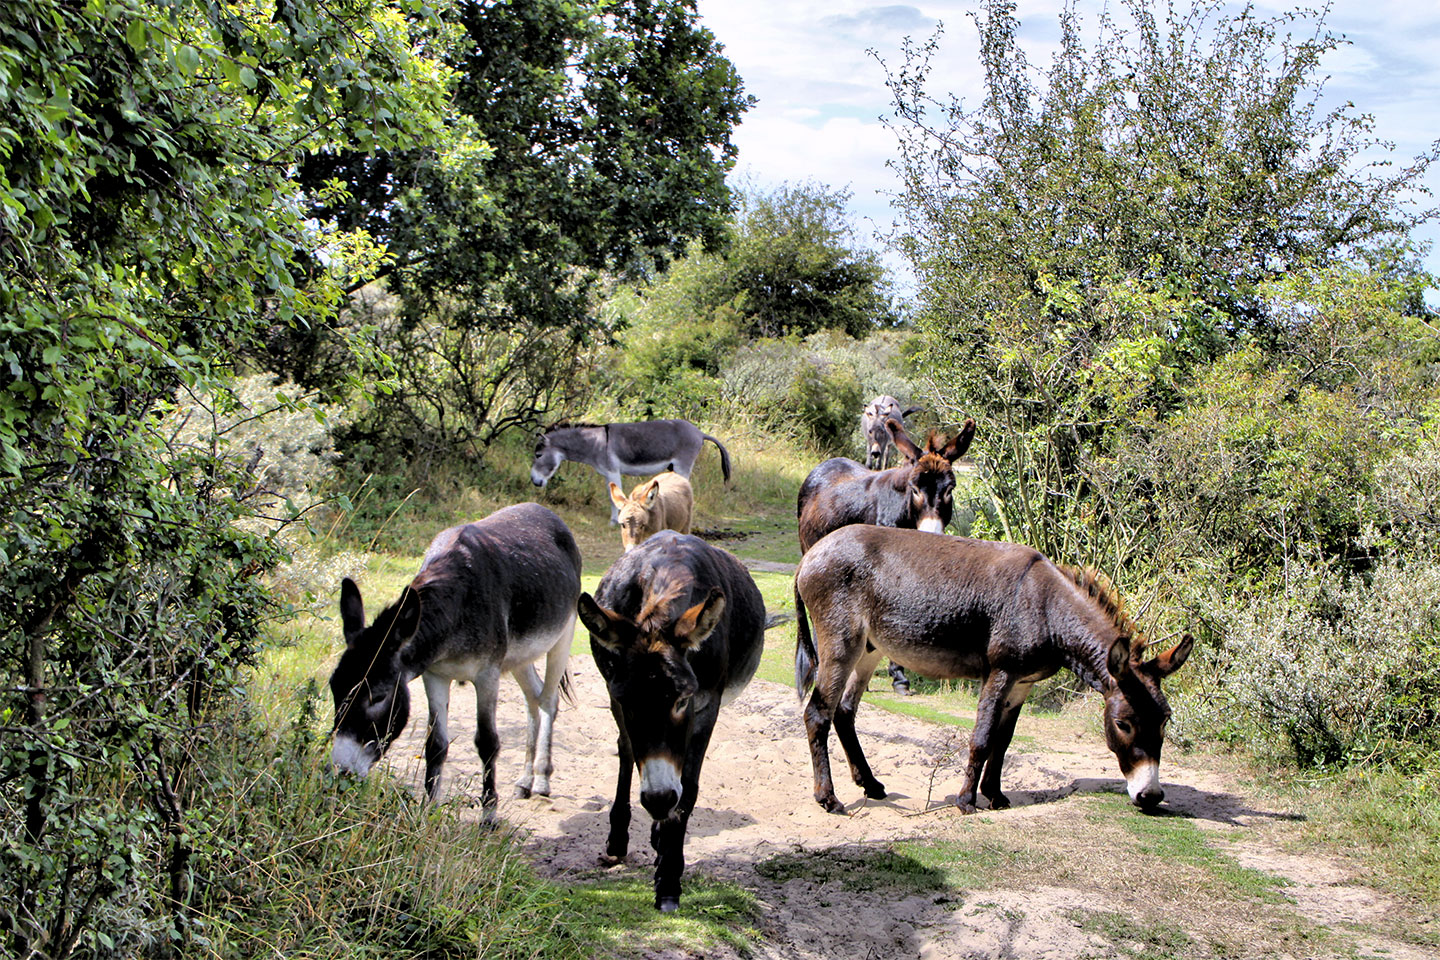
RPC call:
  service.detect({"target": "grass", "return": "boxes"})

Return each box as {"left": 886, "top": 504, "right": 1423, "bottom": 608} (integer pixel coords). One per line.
{"left": 1066, "top": 908, "right": 1196, "bottom": 960}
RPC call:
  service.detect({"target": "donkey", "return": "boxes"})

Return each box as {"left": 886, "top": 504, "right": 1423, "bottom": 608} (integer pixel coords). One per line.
{"left": 577, "top": 530, "right": 766, "bottom": 912}
{"left": 794, "top": 525, "right": 1193, "bottom": 814}
{"left": 609, "top": 472, "right": 694, "bottom": 552}
{"left": 329, "top": 503, "right": 581, "bottom": 818}
{"left": 531, "top": 419, "right": 732, "bottom": 523}
{"left": 798, "top": 417, "right": 976, "bottom": 693}
{"left": 860, "top": 395, "right": 923, "bottom": 469}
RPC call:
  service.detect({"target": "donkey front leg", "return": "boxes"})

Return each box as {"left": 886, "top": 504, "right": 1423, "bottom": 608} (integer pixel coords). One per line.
{"left": 979, "top": 681, "right": 1033, "bottom": 810}
{"left": 651, "top": 712, "right": 715, "bottom": 912}
{"left": 956, "top": 670, "right": 1016, "bottom": 814}
{"left": 470, "top": 666, "right": 503, "bottom": 818}
{"left": 603, "top": 699, "right": 635, "bottom": 865}
{"left": 832, "top": 646, "right": 886, "bottom": 800}
{"left": 422, "top": 673, "right": 452, "bottom": 801}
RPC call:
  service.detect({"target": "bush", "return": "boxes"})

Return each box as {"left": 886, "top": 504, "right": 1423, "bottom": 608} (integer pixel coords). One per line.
{"left": 1184, "top": 557, "right": 1440, "bottom": 767}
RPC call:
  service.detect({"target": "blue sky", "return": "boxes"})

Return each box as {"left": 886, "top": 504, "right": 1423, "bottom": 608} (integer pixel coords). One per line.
{"left": 695, "top": 1, "right": 1440, "bottom": 292}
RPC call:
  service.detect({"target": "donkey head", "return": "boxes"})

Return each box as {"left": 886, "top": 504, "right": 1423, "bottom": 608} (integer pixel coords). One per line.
{"left": 577, "top": 585, "right": 726, "bottom": 820}
{"left": 862, "top": 397, "right": 922, "bottom": 469}
{"left": 328, "top": 577, "right": 420, "bottom": 779}
{"left": 530, "top": 431, "right": 562, "bottom": 487}
{"left": 888, "top": 417, "right": 976, "bottom": 534}
{"left": 1100, "top": 634, "right": 1195, "bottom": 808}
{"left": 609, "top": 480, "right": 663, "bottom": 553}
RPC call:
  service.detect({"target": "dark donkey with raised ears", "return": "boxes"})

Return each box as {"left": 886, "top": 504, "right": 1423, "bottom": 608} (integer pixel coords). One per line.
{"left": 530, "top": 419, "right": 732, "bottom": 524}
{"left": 329, "top": 503, "right": 581, "bottom": 820}
{"left": 577, "top": 530, "right": 765, "bottom": 913}
{"left": 794, "top": 525, "right": 1193, "bottom": 814}
{"left": 798, "top": 417, "right": 976, "bottom": 693}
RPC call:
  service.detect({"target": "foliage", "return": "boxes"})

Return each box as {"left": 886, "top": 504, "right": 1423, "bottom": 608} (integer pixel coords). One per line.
{"left": 0, "top": 0, "right": 447, "bottom": 953}
{"left": 887, "top": 0, "right": 1439, "bottom": 568}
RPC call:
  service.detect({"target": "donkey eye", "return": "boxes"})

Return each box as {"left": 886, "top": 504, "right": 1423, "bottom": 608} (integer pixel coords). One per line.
{"left": 1115, "top": 719, "right": 1133, "bottom": 735}
{"left": 674, "top": 695, "right": 691, "bottom": 713}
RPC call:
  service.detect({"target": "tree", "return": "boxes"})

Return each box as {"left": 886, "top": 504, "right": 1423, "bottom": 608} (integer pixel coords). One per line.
{"left": 885, "top": 0, "right": 1439, "bottom": 569}
{"left": 0, "top": 0, "right": 448, "bottom": 952}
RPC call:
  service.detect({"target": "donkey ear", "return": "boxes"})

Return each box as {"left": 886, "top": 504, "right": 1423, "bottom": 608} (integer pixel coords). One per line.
{"left": 902, "top": 405, "right": 924, "bottom": 419}
{"left": 578, "top": 593, "right": 625, "bottom": 652}
{"left": 674, "top": 587, "right": 726, "bottom": 650}
{"left": 339, "top": 578, "right": 365, "bottom": 642}
{"left": 1106, "top": 636, "right": 1132, "bottom": 682}
{"left": 608, "top": 482, "right": 628, "bottom": 510}
{"left": 888, "top": 418, "right": 922, "bottom": 463}
{"left": 393, "top": 586, "right": 422, "bottom": 643}
{"left": 642, "top": 479, "right": 661, "bottom": 507}
{"left": 941, "top": 418, "right": 977, "bottom": 462}
{"left": 1146, "top": 633, "right": 1195, "bottom": 679}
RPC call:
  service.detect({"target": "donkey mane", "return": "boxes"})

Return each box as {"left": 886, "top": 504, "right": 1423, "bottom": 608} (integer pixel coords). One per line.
{"left": 914, "top": 451, "right": 951, "bottom": 475}
{"left": 635, "top": 572, "right": 694, "bottom": 636}
{"left": 543, "top": 420, "right": 604, "bottom": 432}
{"left": 1059, "top": 565, "right": 1149, "bottom": 656}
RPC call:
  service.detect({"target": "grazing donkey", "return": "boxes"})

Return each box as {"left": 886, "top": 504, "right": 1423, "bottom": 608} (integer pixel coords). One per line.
{"left": 329, "top": 503, "right": 581, "bottom": 818}
{"left": 794, "top": 526, "right": 1193, "bottom": 814}
{"left": 531, "top": 419, "right": 731, "bottom": 523}
{"left": 609, "top": 473, "right": 694, "bottom": 552}
{"left": 578, "top": 531, "right": 765, "bottom": 912}
{"left": 798, "top": 417, "right": 975, "bottom": 693}
{"left": 860, "top": 395, "right": 923, "bottom": 469}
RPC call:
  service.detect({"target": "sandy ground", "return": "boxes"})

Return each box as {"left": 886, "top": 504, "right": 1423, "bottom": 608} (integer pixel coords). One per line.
{"left": 378, "top": 651, "right": 1437, "bottom": 960}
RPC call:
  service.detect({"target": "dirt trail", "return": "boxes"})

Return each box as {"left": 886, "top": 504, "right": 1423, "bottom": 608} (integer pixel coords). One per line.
{"left": 380, "top": 651, "right": 1435, "bottom": 960}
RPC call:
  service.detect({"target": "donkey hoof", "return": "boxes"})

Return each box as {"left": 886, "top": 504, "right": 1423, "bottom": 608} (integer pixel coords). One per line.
{"left": 955, "top": 799, "right": 978, "bottom": 815}
{"left": 656, "top": 896, "right": 680, "bottom": 913}
{"left": 863, "top": 781, "right": 888, "bottom": 800}
{"left": 513, "top": 784, "right": 532, "bottom": 799}
{"left": 987, "top": 792, "right": 1011, "bottom": 810}
{"left": 892, "top": 682, "right": 912, "bottom": 696}
{"left": 598, "top": 851, "right": 625, "bottom": 867}
{"left": 817, "top": 793, "right": 846, "bottom": 814}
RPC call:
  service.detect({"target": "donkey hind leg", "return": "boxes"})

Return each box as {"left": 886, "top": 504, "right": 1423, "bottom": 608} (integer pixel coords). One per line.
{"left": 979, "top": 681, "right": 1033, "bottom": 810}
{"left": 510, "top": 664, "right": 543, "bottom": 798}
{"left": 470, "top": 666, "right": 503, "bottom": 820}
{"left": 422, "top": 673, "right": 452, "bottom": 801}
{"left": 652, "top": 706, "right": 717, "bottom": 912}
{"left": 833, "top": 645, "right": 887, "bottom": 800}
{"left": 603, "top": 699, "right": 635, "bottom": 864}
{"left": 956, "top": 669, "right": 1017, "bottom": 814}
{"left": 526, "top": 612, "right": 574, "bottom": 798}
{"left": 887, "top": 659, "right": 912, "bottom": 695}
{"left": 804, "top": 637, "right": 864, "bottom": 814}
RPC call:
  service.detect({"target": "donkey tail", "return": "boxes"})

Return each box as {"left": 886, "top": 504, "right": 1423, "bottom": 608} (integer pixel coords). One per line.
{"left": 793, "top": 582, "right": 818, "bottom": 699}
{"left": 702, "top": 432, "right": 732, "bottom": 485}
{"left": 558, "top": 670, "right": 576, "bottom": 707}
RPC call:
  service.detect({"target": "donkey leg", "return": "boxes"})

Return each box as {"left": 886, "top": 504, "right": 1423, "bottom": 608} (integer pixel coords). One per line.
{"left": 470, "top": 666, "right": 503, "bottom": 819}
{"left": 979, "top": 682, "right": 1033, "bottom": 810}
{"left": 422, "top": 673, "right": 452, "bottom": 801}
{"left": 603, "top": 699, "right": 635, "bottom": 864}
{"left": 956, "top": 670, "right": 1015, "bottom": 814}
{"left": 833, "top": 646, "right": 886, "bottom": 799}
{"left": 804, "top": 684, "right": 846, "bottom": 813}
{"left": 529, "top": 615, "right": 574, "bottom": 798}
{"left": 887, "top": 659, "right": 912, "bottom": 694}
{"left": 509, "top": 664, "right": 543, "bottom": 798}
{"left": 651, "top": 710, "right": 715, "bottom": 912}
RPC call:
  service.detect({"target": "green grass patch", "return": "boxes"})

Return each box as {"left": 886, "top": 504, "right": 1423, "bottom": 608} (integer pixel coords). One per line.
{"left": 1084, "top": 794, "right": 1291, "bottom": 904}
{"left": 1066, "top": 907, "right": 1196, "bottom": 960}
{"left": 562, "top": 875, "right": 761, "bottom": 956}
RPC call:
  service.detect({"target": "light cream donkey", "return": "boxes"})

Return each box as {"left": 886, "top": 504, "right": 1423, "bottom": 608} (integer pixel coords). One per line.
{"left": 608, "top": 472, "right": 694, "bottom": 552}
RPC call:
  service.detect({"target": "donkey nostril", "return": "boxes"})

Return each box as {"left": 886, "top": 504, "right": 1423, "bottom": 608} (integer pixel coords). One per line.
{"left": 641, "top": 788, "right": 679, "bottom": 819}
{"left": 1135, "top": 788, "right": 1164, "bottom": 808}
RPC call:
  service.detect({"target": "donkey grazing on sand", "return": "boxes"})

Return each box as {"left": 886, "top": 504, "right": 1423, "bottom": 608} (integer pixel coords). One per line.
{"left": 798, "top": 417, "right": 975, "bottom": 693}
{"left": 794, "top": 525, "right": 1193, "bottom": 814}
{"left": 609, "top": 473, "right": 694, "bottom": 552}
{"left": 578, "top": 531, "right": 765, "bottom": 912}
{"left": 329, "top": 503, "right": 581, "bottom": 818}
{"left": 860, "top": 395, "right": 923, "bottom": 469}
{"left": 531, "top": 419, "right": 731, "bottom": 523}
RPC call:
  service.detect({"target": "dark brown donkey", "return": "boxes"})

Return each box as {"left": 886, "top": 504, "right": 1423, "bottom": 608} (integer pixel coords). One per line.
{"left": 329, "top": 503, "right": 581, "bottom": 820}
{"left": 797, "top": 417, "right": 976, "bottom": 692}
{"left": 577, "top": 530, "right": 765, "bottom": 912}
{"left": 794, "top": 526, "right": 1193, "bottom": 814}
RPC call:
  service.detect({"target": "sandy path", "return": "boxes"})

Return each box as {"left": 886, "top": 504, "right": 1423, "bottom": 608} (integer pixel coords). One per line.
{"left": 379, "top": 652, "right": 1434, "bottom": 960}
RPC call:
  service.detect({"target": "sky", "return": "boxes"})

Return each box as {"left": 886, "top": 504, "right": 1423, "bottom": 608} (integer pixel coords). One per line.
{"left": 693, "top": 0, "right": 1440, "bottom": 294}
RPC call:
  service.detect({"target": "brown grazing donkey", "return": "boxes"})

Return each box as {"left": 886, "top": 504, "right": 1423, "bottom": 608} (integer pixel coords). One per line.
{"left": 609, "top": 473, "right": 694, "bottom": 552}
